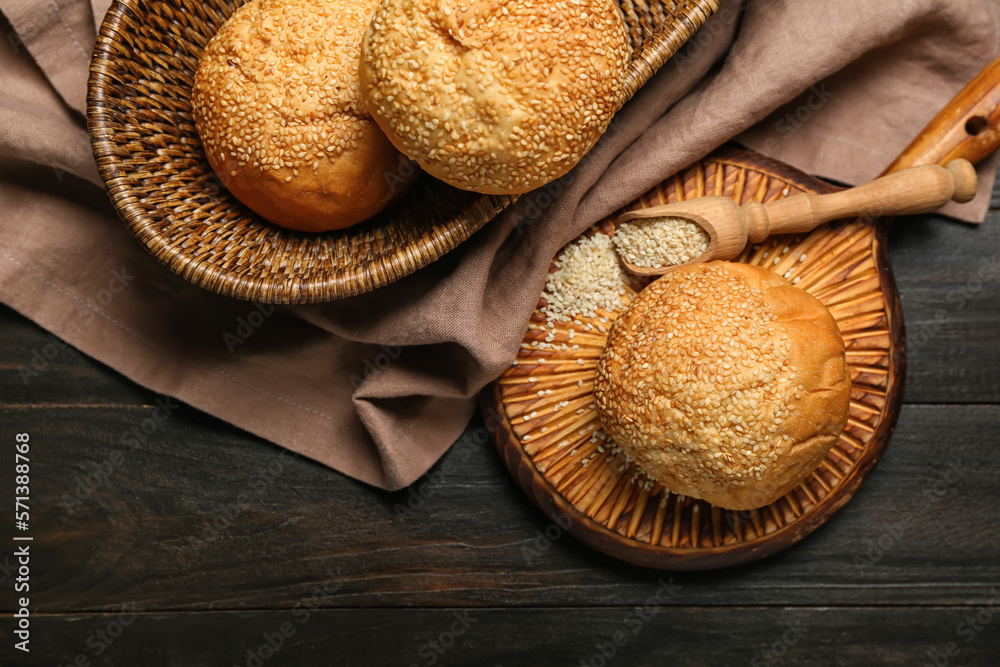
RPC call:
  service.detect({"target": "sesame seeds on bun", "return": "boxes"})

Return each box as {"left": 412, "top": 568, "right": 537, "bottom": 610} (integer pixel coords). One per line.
{"left": 595, "top": 262, "right": 851, "bottom": 511}
{"left": 359, "top": 0, "right": 631, "bottom": 195}
{"left": 192, "top": 0, "right": 415, "bottom": 233}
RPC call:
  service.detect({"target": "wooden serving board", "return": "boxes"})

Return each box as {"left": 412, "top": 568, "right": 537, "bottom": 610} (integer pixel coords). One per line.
{"left": 482, "top": 53, "right": 1000, "bottom": 570}
{"left": 482, "top": 147, "right": 903, "bottom": 569}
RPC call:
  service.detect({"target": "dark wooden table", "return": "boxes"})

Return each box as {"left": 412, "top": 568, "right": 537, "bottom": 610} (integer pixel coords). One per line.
{"left": 2, "top": 182, "right": 999, "bottom": 666}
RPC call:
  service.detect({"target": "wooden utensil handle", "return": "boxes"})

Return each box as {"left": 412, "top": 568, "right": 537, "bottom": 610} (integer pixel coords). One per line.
{"left": 883, "top": 56, "right": 1000, "bottom": 174}
{"left": 747, "top": 160, "right": 978, "bottom": 240}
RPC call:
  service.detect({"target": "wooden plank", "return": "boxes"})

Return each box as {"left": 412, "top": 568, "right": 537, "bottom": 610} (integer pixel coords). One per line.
{"left": 2, "top": 606, "right": 999, "bottom": 667}
{"left": 888, "top": 208, "right": 1000, "bottom": 402}
{"left": 0, "top": 204, "right": 1000, "bottom": 405}
{"left": 3, "top": 403, "right": 997, "bottom": 611}
{"left": 0, "top": 304, "right": 148, "bottom": 406}
{"left": 1, "top": 210, "right": 998, "bottom": 409}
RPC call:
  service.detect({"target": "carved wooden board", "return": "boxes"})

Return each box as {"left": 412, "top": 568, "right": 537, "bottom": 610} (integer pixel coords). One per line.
{"left": 483, "top": 147, "right": 904, "bottom": 569}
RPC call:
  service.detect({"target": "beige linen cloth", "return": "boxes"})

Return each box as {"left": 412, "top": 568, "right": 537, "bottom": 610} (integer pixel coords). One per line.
{"left": 1, "top": 0, "right": 997, "bottom": 489}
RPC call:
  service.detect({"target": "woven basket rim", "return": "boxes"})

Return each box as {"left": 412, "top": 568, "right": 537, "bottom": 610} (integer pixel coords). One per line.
{"left": 87, "top": 0, "right": 720, "bottom": 303}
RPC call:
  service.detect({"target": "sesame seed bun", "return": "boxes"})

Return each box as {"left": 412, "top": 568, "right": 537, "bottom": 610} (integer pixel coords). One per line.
{"left": 192, "top": 0, "right": 416, "bottom": 233}
{"left": 595, "top": 262, "right": 851, "bottom": 511}
{"left": 358, "top": 0, "right": 630, "bottom": 195}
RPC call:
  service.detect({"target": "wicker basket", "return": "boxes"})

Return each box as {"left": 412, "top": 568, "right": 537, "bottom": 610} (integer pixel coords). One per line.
{"left": 87, "top": 0, "right": 720, "bottom": 304}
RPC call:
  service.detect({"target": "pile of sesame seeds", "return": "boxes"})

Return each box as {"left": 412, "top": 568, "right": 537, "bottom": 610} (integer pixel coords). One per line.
{"left": 612, "top": 216, "right": 710, "bottom": 268}
{"left": 542, "top": 232, "right": 628, "bottom": 323}
{"left": 594, "top": 262, "right": 807, "bottom": 499}
{"left": 359, "top": 0, "right": 630, "bottom": 194}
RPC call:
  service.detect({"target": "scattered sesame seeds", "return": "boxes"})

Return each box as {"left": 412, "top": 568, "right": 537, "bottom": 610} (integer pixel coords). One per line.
{"left": 612, "top": 216, "right": 709, "bottom": 268}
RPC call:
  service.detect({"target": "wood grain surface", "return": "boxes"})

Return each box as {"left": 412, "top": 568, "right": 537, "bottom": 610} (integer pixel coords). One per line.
{"left": 0, "top": 193, "right": 998, "bottom": 664}
{"left": 4, "top": 607, "right": 1000, "bottom": 667}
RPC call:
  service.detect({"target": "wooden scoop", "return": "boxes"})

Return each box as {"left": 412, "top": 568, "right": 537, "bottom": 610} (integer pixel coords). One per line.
{"left": 615, "top": 158, "right": 979, "bottom": 278}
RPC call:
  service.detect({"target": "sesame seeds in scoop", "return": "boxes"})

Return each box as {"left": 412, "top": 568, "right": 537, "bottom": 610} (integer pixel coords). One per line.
{"left": 612, "top": 216, "right": 710, "bottom": 268}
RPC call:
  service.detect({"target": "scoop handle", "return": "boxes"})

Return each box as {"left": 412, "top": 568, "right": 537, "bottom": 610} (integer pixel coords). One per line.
{"left": 744, "top": 160, "right": 978, "bottom": 241}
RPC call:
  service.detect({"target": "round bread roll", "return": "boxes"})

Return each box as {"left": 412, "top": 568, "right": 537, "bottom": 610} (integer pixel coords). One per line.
{"left": 192, "top": 0, "right": 416, "bottom": 232}
{"left": 595, "top": 262, "right": 851, "bottom": 511}
{"left": 359, "top": 0, "right": 630, "bottom": 195}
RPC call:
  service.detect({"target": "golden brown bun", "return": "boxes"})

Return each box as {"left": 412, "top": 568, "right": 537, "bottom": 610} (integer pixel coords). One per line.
{"left": 192, "top": 0, "right": 416, "bottom": 233}
{"left": 595, "top": 262, "right": 851, "bottom": 510}
{"left": 359, "top": 0, "right": 630, "bottom": 195}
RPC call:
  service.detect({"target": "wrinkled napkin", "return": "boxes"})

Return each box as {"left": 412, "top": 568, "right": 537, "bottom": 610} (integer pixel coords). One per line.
{"left": 1, "top": 0, "right": 997, "bottom": 489}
